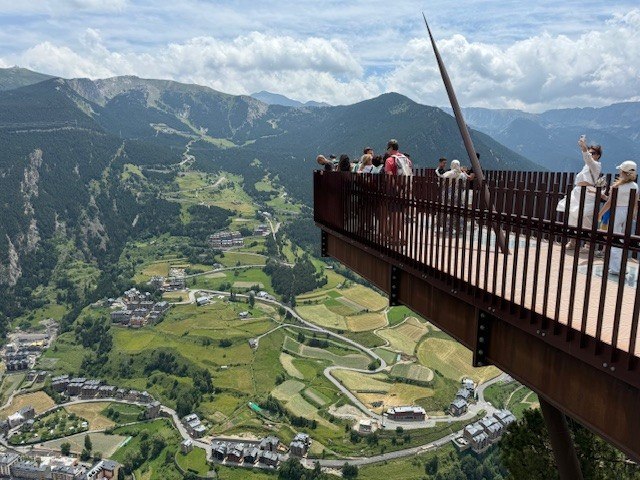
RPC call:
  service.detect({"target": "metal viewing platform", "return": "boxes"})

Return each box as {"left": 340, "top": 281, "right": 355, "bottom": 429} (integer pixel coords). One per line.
{"left": 314, "top": 169, "right": 640, "bottom": 473}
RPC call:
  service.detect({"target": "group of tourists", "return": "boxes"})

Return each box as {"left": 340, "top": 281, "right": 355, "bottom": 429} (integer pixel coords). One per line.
{"left": 316, "top": 135, "right": 638, "bottom": 277}
{"left": 558, "top": 135, "right": 638, "bottom": 276}
{"left": 316, "top": 139, "right": 413, "bottom": 176}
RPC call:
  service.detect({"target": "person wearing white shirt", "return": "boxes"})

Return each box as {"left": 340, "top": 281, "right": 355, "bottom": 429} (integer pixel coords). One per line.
{"left": 598, "top": 160, "right": 638, "bottom": 276}
{"left": 565, "top": 137, "right": 603, "bottom": 248}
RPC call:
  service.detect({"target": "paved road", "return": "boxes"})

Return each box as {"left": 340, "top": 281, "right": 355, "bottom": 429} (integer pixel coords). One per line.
{"left": 194, "top": 289, "right": 503, "bottom": 430}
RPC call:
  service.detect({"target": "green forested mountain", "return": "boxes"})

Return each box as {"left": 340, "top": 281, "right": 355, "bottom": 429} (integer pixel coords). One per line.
{"left": 0, "top": 66, "right": 53, "bottom": 91}
{"left": 0, "top": 72, "right": 538, "bottom": 321}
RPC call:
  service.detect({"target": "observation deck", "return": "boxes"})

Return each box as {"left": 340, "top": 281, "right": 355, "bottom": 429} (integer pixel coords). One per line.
{"left": 314, "top": 169, "right": 640, "bottom": 466}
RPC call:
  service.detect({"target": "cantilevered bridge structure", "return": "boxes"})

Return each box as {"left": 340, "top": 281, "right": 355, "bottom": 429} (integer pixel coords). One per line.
{"left": 314, "top": 170, "right": 639, "bottom": 479}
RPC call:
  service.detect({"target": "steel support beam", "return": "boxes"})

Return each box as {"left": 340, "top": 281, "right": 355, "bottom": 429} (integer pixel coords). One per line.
{"left": 321, "top": 229, "right": 328, "bottom": 257}
{"left": 389, "top": 265, "right": 400, "bottom": 307}
{"left": 540, "top": 398, "right": 584, "bottom": 480}
{"left": 473, "top": 311, "right": 492, "bottom": 367}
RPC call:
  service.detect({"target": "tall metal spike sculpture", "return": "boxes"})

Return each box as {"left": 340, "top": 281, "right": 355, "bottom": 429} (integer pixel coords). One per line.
{"left": 422, "top": 13, "right": 509, "bottom": 254}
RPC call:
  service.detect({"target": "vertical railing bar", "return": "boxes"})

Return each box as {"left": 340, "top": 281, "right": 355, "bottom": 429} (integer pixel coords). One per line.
{"left": 530, "top": 185, "right": 546, "bottom": 320}
{"left": 595, "top": 188, "right": 618, "bottom": 353}
{"left": 454, "top": 179, "right": 464, "bottom": 286}
{"left": 446, "top": 178, "right": 457, "bottom": 279}
{"left": 555, "top": 177, "right": 572, "bottom": 334}
{"left": 611, "top": 191, "right": 636, "bottom": 360}
{"left": 510, "top": 183, "right": 523, "bottom": 309}
{"left": 543, "top": 182, "right": 560, "bottom": 321}
{"left": 579, "top": 186, "right": 602, "bottom": 344}
{"left": 467, "top": 181, "right": 479, "bottom": 295}
{"left": 474, "top": 180, "right": 485, "bottom": 300}
{"left": 490, "top": 185, "right": 501, "bottom": 302}
{"left": 566, "top": 187, "right": 587, "bottom": 335}
{"left": 519, "top": 186, "right": 534, "bottom": 316}
{"left": 460, "top": 182, "right": 470, "bottom": 285}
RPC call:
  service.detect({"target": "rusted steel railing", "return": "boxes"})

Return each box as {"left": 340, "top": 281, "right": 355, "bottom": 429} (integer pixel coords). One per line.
{"left": 314, "top": 169, "right": 640, "bottom": 386}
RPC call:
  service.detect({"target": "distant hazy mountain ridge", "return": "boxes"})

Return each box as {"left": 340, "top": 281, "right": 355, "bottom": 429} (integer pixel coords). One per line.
{"left": 250, "top": 90, "right": 331, "bottom": 108}
{"left": 447, "top": 103, "right": 640, "bottom": 173}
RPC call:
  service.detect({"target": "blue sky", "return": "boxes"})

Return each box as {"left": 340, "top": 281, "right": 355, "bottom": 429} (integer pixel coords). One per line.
{"left": 0, "top": 1, "right": 638, "bottom": 112}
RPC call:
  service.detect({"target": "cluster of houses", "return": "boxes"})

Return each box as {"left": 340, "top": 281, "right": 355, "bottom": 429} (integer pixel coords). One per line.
{"left": 0, "top": 453, "right": 118, "bottom": 480}
{"left": 51, "top": 376, "right": 154, "bottom": 405}
{"left": 453, "top": 409, "right": 517, "bottom": 453}
{"left": 210, "top": 433, "right": 311, "bottom": 469}
{"left": 209, "top": 231, "right": 244, "bottom": 249}
{"left": 182, "top": 413, "right": 207, "bottom": 438}
{"left": 109, "top": 288, "right": 170, "bottom": 327}
{"left": 385, "top": 406, "right": 427, "bottom": 422}
{"left": 149, "top": 270, "right": 186, "bottom": 291}
{"left": 0, "top": 406, "right": 35, "bottom": 435}
{"left": 3, "top": 331, "right": 54, "bottom": 372}
{"left": 449, "top": 378, "right": 476, "bottom": 417}
{"left": 253, "top": 224, "right": 270, "bottom": 236}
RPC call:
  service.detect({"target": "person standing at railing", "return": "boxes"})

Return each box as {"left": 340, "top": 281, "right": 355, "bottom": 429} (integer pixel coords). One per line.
{"left": 441, "top": 160, "right": 470, "bottom": 233}
{"left": 598, "top": 161, "right": 638, "bottom": 276}
{"left": 316, "top": 155, "right": 334, "bottom": 172}
{"left": 357, "top": 154, "right": 374, "bottom": 173}
{"left": 435, "top": 157, "right": 447, "bottom": 178}
{"left": 338, "top": 154, "right": 352, "bottom": 172}
{"left": 565, "top": 136, "right": 604, "bottom": 249}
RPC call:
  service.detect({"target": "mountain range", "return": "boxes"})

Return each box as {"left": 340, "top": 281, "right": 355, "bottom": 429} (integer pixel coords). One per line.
{"left": 0, "top": 66, "right": 636, "bottom": 306}
{"left": 446, "top": 104, "right": 640, "bottom": 173}
{"left": 250, "top": 90, "right": 330, "bottom": 108}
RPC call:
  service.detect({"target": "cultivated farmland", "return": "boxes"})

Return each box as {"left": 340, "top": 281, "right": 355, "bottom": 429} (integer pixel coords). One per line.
{"left": 346, "top": 313, "right": 387, "bottom": 332}
{"left": 296, "top": 305, "right": 348, "bottom": 330}
{"left": 417, "top": 337, "right": 500, "bottom": 384}
{"left": 376, "top": 317, "right": 429, "bottom": 354}
{"left": 331, "top": 370, "right": 435, "bottom": 414}
{"left": 390, "top": 363, "right": 434, "bottom": 384}
{"left": 340, "top": 285, "right": 388, "bottom": 311}
{"left": 0, "top": 391, "right": 55, "bottom": 417}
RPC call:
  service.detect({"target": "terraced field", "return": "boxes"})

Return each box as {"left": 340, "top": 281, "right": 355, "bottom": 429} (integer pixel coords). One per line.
{"left": 376, "top": 317, "right": 429, "bottom": 354}
{"left": 0, "top": 391, "right": 55, "bottom": 417}
{"left": 279, "top": 352, "right": 304, "bottom": 379}
{"left": 296, "top": 304, "right": 348, "bottom": 330}
{"left": 340, "top": 285, "right": 388, "bottom": 311}
{"left": 390, "top": 363, "right": 434, "bottom": 384}
{"left": 417, "top": 337, "right": 500, "bottom": 383}
{"left": 346, "top": 313, "right": 387, "bottom": 332}
{"left": 331, "top": 370, "right": 435, "bottom": 413}
{"left": 283, "top": 337, "right": 370, "bottom": 369}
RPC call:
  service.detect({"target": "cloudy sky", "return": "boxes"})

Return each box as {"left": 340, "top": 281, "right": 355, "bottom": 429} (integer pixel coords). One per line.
{"left": 1, "top": 1, "right": 638, "bottom": 112}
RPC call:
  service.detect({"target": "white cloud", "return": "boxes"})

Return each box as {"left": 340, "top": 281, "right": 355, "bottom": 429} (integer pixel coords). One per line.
{"left": 388, "top": 9, "right": 640, "bottom": 111}
{"left": 3, "top": 7, "right": 640, "bottom": 111}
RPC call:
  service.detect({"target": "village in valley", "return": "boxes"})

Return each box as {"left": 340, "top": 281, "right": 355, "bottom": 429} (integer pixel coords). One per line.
{"left": 0, "top": 166, "right": 527, "bottom": 480}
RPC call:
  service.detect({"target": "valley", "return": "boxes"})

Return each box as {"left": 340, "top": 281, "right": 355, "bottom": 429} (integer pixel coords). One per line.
{"left": 0, "top": 145, "right": 520, "bottom": 479}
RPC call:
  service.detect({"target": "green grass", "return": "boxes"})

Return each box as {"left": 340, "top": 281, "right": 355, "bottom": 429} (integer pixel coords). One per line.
{"left": 387, "top": 306, "right": 420, "bottom": 327}
{"left": 111, "top": 419, "right": 183, "bottom": 480}
{"left": 283, "top": 337, "right": 370, "bottom": 369}
{"left": 193, "top": 267, "right": 272, "bottom": 293}
{"left": 372, "top": 348, "right": 398, "bottom": 365}
{"left": 0, "top": 373, "right": 25, "bottom": 406}
{"left": 483, "top": 380, "right": 521, "bottom": 410}
{"left": 216, "top": 251, "right": 267, "bottom": 267}
{"left": 272, "top": 379, "right": 306, "bottom": 400}
{"left": 103, "top": 403, "right": 145, "bottom": 423}
{"left": 216, "top": 465, "right": 275, "bottom": 479}
{"left": 339, "top": 330, "right": 387, "bottom": 348}
{"left": 176, "top": 447, "right": 210, "bottom": 476}
{"left": 390, "top": 363, "right": 434, "bottom": 384}
{"left": 39, "top": 332, "right": 88, "bottom": 373}
{"left": 296, "top": 304, "right": 348, "bottom": 330}
{"left": 358, "top": 444, "right": 457, "bottom": 480}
